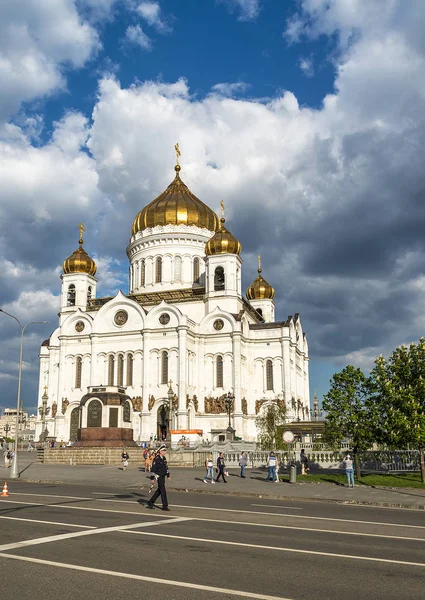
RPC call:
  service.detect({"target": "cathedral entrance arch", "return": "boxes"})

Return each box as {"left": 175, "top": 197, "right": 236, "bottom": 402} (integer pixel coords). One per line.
{"left": 87, "top": 399, "right": 102, "bottom": 427}
{"left": 69, "top": 407, "right": 79, "bottom": 442}
{"left": 157, "top": 404, "right": 168, "bottom": 441}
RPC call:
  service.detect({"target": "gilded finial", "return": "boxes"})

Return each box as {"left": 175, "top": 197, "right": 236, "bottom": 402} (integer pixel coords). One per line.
{"left": 78, "top": 223, "right": 85, "bottom": 245}
{"left": 174, "top": 143, "right": 181, "bottom": 165}
{"left": 169, "top": 379, "right": 173, "bottom": 388}
{"left": 220, "top": 200, "right": 225, "bottom": 220}
{"left": 258, "top": 254, "right": 262, "bottom": 273}
{"left": 44, "top": 385, "right": 48, "bottom": 394}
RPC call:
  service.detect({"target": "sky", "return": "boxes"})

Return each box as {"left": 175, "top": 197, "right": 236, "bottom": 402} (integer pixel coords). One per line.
{"left": 1, "top": 0, "right": 425, "bottom": 416}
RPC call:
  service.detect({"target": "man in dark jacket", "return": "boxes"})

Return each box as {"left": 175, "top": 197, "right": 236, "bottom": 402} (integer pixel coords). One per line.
{"left": 216, "top": 452, "right": 227, "bottom": 483}
{"left": 146, "top": 445, "right": 171, "bottom": 511}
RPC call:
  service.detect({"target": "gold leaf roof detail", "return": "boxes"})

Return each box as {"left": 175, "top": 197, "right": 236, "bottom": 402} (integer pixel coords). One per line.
{"left": 246, "top": 256, "right": 274, "bottom": 300}
{"left": 205, "top": 213, "right": 242, "bottom": 256}
{"left": 62, "top": 225, "right": 97, "bottom": 276}
{"left": 132, "top": 164, "right": 219, "bottom": 235}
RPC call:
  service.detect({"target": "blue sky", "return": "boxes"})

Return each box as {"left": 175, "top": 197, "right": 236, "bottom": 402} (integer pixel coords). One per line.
{"left": 2, "top": 0, "right": 425, "bottom": 416}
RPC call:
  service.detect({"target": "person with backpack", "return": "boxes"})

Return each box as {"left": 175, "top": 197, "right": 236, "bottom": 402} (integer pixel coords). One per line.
{"left": 204, "top": 455, "right": 215, "bottom": 484}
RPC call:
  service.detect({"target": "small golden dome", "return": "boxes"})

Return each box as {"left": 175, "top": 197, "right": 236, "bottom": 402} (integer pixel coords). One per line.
{"left": 132, "top": 164, "right": 219, "bottom": 235}
{"left": 205, "top": 217, "right": 242, "bottom": 256}
{"left": 63, "top": 224, "right": 97, "bottom": 276}
{"left": 246, "top": 256, "right": 274, "bottom": 300}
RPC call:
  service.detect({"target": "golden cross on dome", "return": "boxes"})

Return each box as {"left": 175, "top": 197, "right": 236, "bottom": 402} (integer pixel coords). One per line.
{"left": 44, "top": 385, "right": 48, "bottom": 394}
{"left": 174, "top": 143, "right": 181, "bottom": 165}
{"left": 220, "top": 200, "right": 225, "bottom": 219}
{"left": 78, "top": 223, "right": 85, "bottom": 244}
{"left": 258, "top": 254, "right": 262, "bottom": 272}
{"left": 169, "top": 379, "right": 173, "bottom": 388}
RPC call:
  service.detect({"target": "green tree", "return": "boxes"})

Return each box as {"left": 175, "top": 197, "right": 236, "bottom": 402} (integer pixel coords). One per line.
{"left": 255, "top": 402, "right": 287, "bottom": 450}
{"left": 323, "top": 365, "right": 376, "bottom": 479}
{"left": 370, "top": 339, "right": 425, "bottom": 483}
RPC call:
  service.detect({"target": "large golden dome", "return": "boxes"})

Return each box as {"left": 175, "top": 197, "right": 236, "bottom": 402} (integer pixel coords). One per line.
{"left": 246, "top": 256, "right": 275, "bottom": 300}
{"left": 63, "top": 225, "right": 97, "bottom": 276}
{"left": 132, "top": 165, "right": 219, "bottom": 235}
{"left": 205, "top": 217, "right": 242, "bottom": 256}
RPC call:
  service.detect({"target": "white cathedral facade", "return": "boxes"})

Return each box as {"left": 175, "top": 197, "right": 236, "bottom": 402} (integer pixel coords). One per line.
{"left": 36, "top": 158, "right": 310, "bottom": 444}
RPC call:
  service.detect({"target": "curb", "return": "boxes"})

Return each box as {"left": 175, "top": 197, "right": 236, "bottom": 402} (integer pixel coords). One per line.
{"left": 17, "top": 477, "right": 425, "bottom": 511}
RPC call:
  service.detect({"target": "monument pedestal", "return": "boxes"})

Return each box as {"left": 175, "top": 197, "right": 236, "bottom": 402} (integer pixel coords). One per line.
{"left": 74, "top": 427, "right": 138, "bottom": 447}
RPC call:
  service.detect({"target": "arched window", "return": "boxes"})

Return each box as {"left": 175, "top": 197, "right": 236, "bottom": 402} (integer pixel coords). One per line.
{"left": 87, "top": 286, "right": 92, "bottom": 303}
{"left": 67, "top": 284, "right": 76, "bottom": 306}
{"left": 117, "top": 354, "right": 124, "bottom": 387}
{"left": 256, "top": 308, "right": 263, "bottom": 317}
{"left": 266, "top": 359, "right": 274, "bottom": 391}
{"left": 123, "top": 400, "right": 131, "bottom": 423}
{"left": 155, "top": 257, "right": 162, "bottom": 283}
{"left": 108, "top": 355, "right": 114, "bottom": 386}
{"left": 75, "top": 356, "right": 82, "bottom": 388}
{"left": 161, "top": 351, "right": 168, "bottom": 385}
{"left": 216, "top": 356, "right": 223, "bottom": 388}
{"left": 214, "top": 266, "right": 225, "bottom": 291}
{"left": 87, "top": 399, "right": 102, "bottom": 428}
{"left": 174, "top": 256, "right": 182, "bottom": 282}
{"left": 140, "top": 260, "right": 145, "bottom": 286}
{"left": 126, "top": 354, "right": 133, "bottom": 387}
{"left": 193, "top": 257, "right": 200, "bottom": 283}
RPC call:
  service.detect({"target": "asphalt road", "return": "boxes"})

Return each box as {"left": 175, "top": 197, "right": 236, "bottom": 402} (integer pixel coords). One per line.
{"left": 1, "top": 481, "right": 424, "bottom": 600}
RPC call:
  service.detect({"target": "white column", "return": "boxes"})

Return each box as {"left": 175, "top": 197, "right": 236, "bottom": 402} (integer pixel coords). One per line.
{"left": 177, "top": 326, "right": 188, "bottom": 429}
{"left": 142, "top": 331, "right": 151, "bottom": 413}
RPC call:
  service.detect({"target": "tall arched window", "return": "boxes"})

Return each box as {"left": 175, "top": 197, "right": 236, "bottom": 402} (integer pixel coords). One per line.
{"left": 126, "top": 354, "right": 133, "bottom": 387}
{"left": 75, "top": 356, "right": 82, "bottom": 388}
{"left": 67, "top": 284, "right": 76, "bottom": 306}
{"left": 117, "top": 354, "right": 124, "bottom": 387}
{"left": 216, "top": 355, "right": 223, "bottom": 388}
{"left": 174, "top": 256, "right": 182, "bottom": 282}
{"left": 161, "top": 351, "right": 168, "bottom": 385}
{"left": 140, "top": 260, "right": 145, "bottom": 286}
{"left": 108, "top": 355, "right": 114, "bottom": 386}
{"left": 155, "top": 257, "right": 162, "bottom": 283}
{"left": 87, "top": 286, "right": 92, "bottom": 303}
{"left": 214, "top": 266, "right": 225, "bottom": 291}
{"left": 266, "top": 359, "right": 274, "bottom": 391}
{"left": 193, "top": 257, "right": 200, "bottom": 283}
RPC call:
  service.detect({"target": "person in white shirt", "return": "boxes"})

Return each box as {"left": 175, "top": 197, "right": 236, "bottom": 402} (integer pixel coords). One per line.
{"left": 343, "top": 454, "right": 355, "bottom": 487}
{"left": 266, "top": 452, "right": 277, "bottom": 481}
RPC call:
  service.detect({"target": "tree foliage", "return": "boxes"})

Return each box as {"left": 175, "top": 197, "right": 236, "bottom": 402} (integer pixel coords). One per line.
{"left": 322, "top": 365, "right": 376, "bottom": 478}
{"left": 370, "top": 339, "right": 425, "bottom": 482}
{"left": 255, "top": 402, "right": 287, "bottom": 450}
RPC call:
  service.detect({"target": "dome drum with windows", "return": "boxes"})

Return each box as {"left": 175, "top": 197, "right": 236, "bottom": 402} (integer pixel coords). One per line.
{"left": 62, "top": 224, "right": 97, "bottom": 276}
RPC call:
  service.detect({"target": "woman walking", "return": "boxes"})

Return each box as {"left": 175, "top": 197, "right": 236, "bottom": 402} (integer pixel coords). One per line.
{"left": 216, "top": 452, "right": 227, "bottom": 483}
{"left": 204, "top": 455, "right": 215, "bottom": 484}
{"left": 239, "top": 451, "right": 247, "bottom": 478}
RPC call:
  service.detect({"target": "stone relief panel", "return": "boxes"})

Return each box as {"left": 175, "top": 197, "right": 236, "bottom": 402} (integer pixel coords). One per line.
{"left": 204, "top": 394, "right": 229, "bottom": 414}
{"left": 186, "top": 394, "right": 199, "bottom": 412}
{"left": 131, "top": 396, "right": 143, "bottom": 412}
{"left": 148, "top": 395, "right": 155, "bottom": 411}
{"left": 241, "top": 398, "right": 248, "bottom": 415}
{"left": 51, "top": 402, "right": 57, "bottom": 418}
{"left": 61, "top": 397, "right": 69, "bottom": 415}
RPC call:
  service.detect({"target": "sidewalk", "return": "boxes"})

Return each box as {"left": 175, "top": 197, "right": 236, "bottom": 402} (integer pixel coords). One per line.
{"left": 4, "top": 452, "right": 425, "bottom": 510}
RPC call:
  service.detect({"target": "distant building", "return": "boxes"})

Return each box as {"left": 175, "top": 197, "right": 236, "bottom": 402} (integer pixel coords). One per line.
{"left": 36, "top": 154, "right": 310, "bottom": 443}
{"left": 0, "top": 408, "right": 36, "bottom": 441}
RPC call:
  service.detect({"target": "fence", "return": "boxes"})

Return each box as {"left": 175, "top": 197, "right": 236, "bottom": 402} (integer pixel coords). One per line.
{"left": 209, "top": 449, "right": 421, "bottom": 472}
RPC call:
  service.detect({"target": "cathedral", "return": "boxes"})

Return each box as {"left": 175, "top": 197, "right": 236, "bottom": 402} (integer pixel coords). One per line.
{"left": 36, "top": 152, "right": 310, "bottom": 444}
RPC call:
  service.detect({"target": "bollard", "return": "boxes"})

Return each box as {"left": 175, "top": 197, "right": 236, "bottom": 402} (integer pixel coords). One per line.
{"left": 290, "top": 463, "right": 297, "bottom": 483}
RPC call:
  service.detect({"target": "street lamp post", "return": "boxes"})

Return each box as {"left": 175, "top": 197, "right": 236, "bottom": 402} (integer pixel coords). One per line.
{"left": 166, "top": 381, "right": 174, "bottom": 444}
{"left": 3, "top": 423, "right": 11, "bottom": 440}
{"left": 0, "top": 309, "right": 47, "bottom": 479}
{"left": 39, "top": 387, "right": 50, "bottom": 444}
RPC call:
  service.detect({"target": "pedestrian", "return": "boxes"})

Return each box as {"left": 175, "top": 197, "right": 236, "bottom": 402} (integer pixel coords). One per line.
{"left": 266, "top": 452, "right": 277, "bottom": 481}
{"left": 4, "top": 450, "right": 9, "bottom": 469}
{"left": 204, "top": 455, "right": 215, "bottom": 484}
{"left": 146, "top": 445, "right": 171, "bottom": 511}
{"left": 121, "top": 449, "right": 129, "bottom": 471}
{"left": 343, "top": 453, "right": 355, "bottom": 487}
{"left": 300, "top": 449, "right": 309, "bottom": 475}
{"left": 216, "top": 452, "right": 227, "bottom": 483}
{"left": 239, "top": 451, "right": 247, "bottom": 478}
{"left": 275, "top": 455, "right": 280, "bottom": 483}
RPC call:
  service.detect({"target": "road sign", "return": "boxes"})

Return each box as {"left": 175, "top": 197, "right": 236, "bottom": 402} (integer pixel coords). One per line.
{"left": 283, "top": 430, "right": 294, "bottom": 444}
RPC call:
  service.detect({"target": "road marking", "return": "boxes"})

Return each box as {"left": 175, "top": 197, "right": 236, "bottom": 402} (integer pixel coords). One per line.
{"left": 0, "top": 553, "right": 294, "bottom": 600}
{"left": 0, "top": 517, "right": 189, "bottom": 552}
{"left": 122, "top": 530, "right": 425, "bottom": 567}
{"left": 251, "top": 504, "right": 303, "bottom": 510}
{"left": 5, "top": 494, "right": 424, "bottom": 530}
{"left": 0, "top": 516, "right": 95, "bottom": 529}
{"left": 0, "top": 499, "right": 157, "bottom": 518}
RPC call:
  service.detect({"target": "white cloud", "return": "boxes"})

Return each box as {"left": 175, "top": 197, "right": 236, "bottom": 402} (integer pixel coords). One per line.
{"left": 219, "top": 0, "right": 261, "bottom": 22}
{"left": 299, "top": 57, "right": 314, "bottom": 77}
{"left": 136, "top": 2, "right": 172, "bottom": 33}
{"left": 211, "top": 82, "right": 249, "bottom": 97}
{"left": 124, "top": 24, "right": 153, "bottom": 50}
{"left": 0, "top": 0, "right": 100, "bottom": 120}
